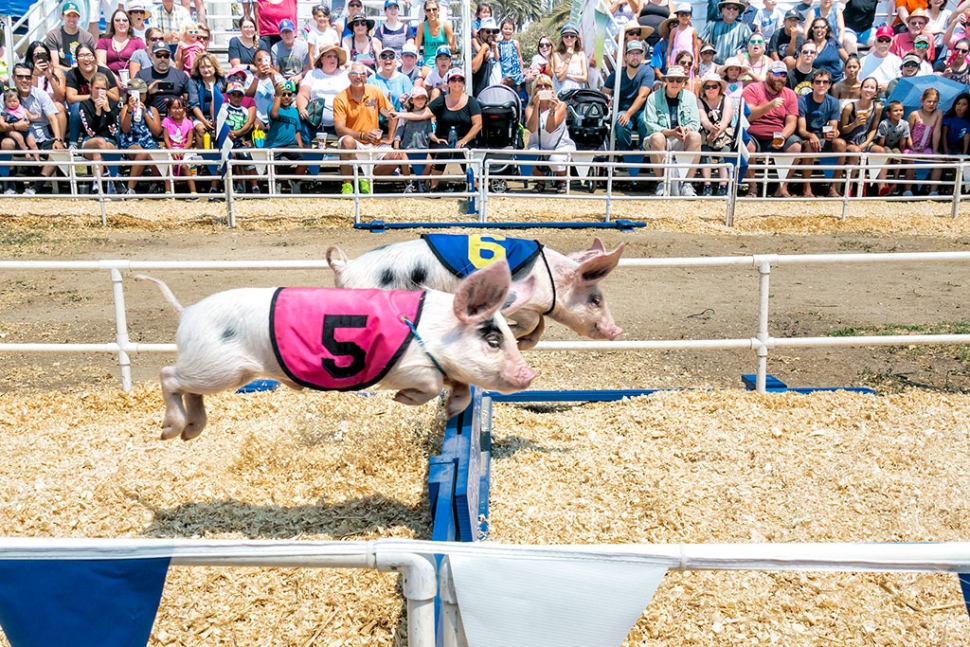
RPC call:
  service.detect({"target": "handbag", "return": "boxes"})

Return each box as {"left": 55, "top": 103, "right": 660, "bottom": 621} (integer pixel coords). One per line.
{"left": 304, "top": 98, "right": 326, "bottom": 129}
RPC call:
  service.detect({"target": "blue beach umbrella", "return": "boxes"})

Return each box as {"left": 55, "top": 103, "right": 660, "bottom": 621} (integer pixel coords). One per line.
{"left": 888, "top": 74, "right": 968, "bottom": 117}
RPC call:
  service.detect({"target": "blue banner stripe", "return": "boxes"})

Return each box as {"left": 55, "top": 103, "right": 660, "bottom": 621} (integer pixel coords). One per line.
{"left": 0, "top": 558, "right": 170, "bottom": 647}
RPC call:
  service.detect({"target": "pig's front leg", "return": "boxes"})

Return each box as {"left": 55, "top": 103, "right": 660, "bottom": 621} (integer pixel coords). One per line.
{"left": 180, "top": 393, "right": 208, "bottom": 441}
{"left": 516, "top": 315, "right": 545, "bottom": 350}
{"left": 160, "top": 366, "right": 188, "bottom": 440}
{"left": 506, "top": 309, "right": 542, "bottom": 342}
{"left": 445, "top": 382, "right": 471, "bottom": 418}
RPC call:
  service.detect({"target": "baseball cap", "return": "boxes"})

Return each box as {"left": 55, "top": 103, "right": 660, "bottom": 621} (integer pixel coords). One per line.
{"left": 379, "top": 45, "right": 396, "bottom": 56}
{"left": 902, "top": 53, "right": 922, "bottom": 66}
{"left": 675, "top": 2, "right": 692, "bottom": 13}
{"left": 226, "top": 81, "right": 245, "bottom": 94}
{"left": 61, "top": 1, "right": 80, "bottom": 15}
{"left": 279, "top": 19, "right": 296, "bottom": 32}
{"left": 385, "top": 0, "right": 399, "bottom": 6}
{"left": 409, "top": 85, "right": 428, "bottom": 99}
{"left": 626, "top": 39, "right": 645, "bottom": 53}
{"left": 402, "top": 42, "right": 419, "bottom": 56}
{"left": 700, "top": 42, "right": 716, "bottom": 54}
{"left": 783, "top": 8, "right": 801, "bottom": 20}
{"left": 875, "top": 25, "right": 894, "bottom": 40}
{"left": 127, "top": 77, "right": 148, "bottom": 93}
{"left": 435, "top": 45, "right": 452, "bottom": 58}
{"left": 226, "top": 65, "right": 248, "bottom": 78}
{"left": 152, "top": 40, "right": 169, "bottom": 54}
{"left": 914, "top": 33, "right": 931, "bottom": 44}
{"left": 560, "top": 22, "right": 579, "bottom": 35}
{"left": 446, "top": 67, "right": 466, "bottom": 81}
{"left": 768, "top": 60, "right": 788, "bottom": 75}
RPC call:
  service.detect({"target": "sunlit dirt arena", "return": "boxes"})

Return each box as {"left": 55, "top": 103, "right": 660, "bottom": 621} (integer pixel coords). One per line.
{"left": 2, "top": 198, "right": 970, "bottom": 646}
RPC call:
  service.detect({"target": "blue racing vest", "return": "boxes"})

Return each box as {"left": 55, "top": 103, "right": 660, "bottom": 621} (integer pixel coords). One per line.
{"left": 421, "top": 234, "right": 543, "bottom": 280}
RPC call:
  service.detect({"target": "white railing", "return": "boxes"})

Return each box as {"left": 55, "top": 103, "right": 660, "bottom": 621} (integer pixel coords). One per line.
{"left": 2, "top": 251, "right": 970, "bottom": 393}
{"left": 2, "top": 537, "right": 969, "bottom": 647}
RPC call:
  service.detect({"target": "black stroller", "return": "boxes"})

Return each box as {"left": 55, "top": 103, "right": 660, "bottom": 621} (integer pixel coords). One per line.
{"left": 561, "top": 88, "right": 612, "bottom": 192}
{"left": 476, "top": 84, "right": 525, "bottom": 192}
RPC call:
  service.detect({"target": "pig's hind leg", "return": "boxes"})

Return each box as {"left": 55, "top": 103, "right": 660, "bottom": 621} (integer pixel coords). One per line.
{"left": 160, "top": 365, "right": 189, "bottom": 440}
{"left": 180, "top": 393, "right": 208, "bottom": 440}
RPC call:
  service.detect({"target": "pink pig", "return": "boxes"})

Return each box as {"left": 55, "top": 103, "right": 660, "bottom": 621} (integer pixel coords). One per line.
{"left": 139, "top": 261, "right": 536, "bottom": 441}
{"left": 327, "top": 236, "right": 625, "bottom": 350}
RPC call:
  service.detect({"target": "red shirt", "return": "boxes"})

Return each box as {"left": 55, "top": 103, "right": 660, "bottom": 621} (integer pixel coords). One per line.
{"left": 255, "top": 0, "right": 297, "bottom": 38}
{"left": 742, "top": 81, "right": 799, "bottom": 141}
{"left": 890, "top": 31, "right": 935, "bottom": 61}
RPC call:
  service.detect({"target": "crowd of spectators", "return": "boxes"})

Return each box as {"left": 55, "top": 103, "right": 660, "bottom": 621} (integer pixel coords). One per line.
{"left": 3, "top": 0, "right": 970, "bottom": 198}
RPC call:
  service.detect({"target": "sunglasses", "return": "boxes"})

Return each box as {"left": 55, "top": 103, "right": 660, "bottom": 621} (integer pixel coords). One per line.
{"left": 14, "top": 74, "right": 31, "bottom": 79}
{"left": 703, "top": 84, "right": 720, "bottom": 90}
{"left": 114, "top": 17, "right": 129, "bottom": 22}
{"left": 352, "top": 21, "right": 367, "bottom": 26}
{"left": 562, "top": 33, "right": 577, "bottom": 38}
{"left": 722, "top": 5, "right": 738, "bottom": 9}
{"left": 425, "top": 6, "right": 438, "bottom": 10}
{"left": 769, "top": 70, "right": 788, "bottom": 77}
{"left": 281, "top": 92, "right": 293, "bottom": 97}
{"left": 539, "top": 42, "right": 552, "bottom": 47}
{"left": 155, "top": 52, "right": 170, "bottom": 58}
{"left": 348, "top": 70, "right": 367, "bottom": 76}
{"left": 148, "top": 36, "right": 163, "bottom": 41}
{"left": 129, "top": 9, "right": 144, "bottom": 13}
{"left": 812, "top": 79, "right": 831, "bottom": 85}
{"left": 199, "top": 36, "right": 209, "bottom": 41}
{"left": 957, "top": 48, "right": 970, "bottom": 53}
{"left": 801, "top": 49, "right": 816, "bottom": 54}
{"left": 915, "top": 42, "right": 929, "bottom": 48}
{"left": 902, "top": 62, "right": 919, "bottom": 67}
{"left": 380, "top": 52, "right": 395, "bottom": 59}
{"left": 749, "top": 38, "right": 764, "bottom": 44}
{"left": 876, "top": 37, "right": 892, "bottom": 42}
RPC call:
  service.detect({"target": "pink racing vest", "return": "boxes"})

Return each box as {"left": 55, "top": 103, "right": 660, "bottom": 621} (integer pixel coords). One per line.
{"left": 270, "top": 288, "right": 425, "bottom": 391}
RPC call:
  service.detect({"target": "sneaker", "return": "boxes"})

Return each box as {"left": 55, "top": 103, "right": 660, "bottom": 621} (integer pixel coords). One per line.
{"left": 680, "top": 182, "right": 697, "bottom": 197}
{"left": 4, "top": 188, "right": 15, "bottom": 195}
{"left": 341, "top": 182, "right": 353, "bottom": 194}
{"left": 654, "top": 183, "right": 666, "bottom": 197}
{"left": 125, "top": 187, "right": 136, "bottom": 195}
{"left": 22, "top": 187, "right": 35, "bottom": 196}
{"left": 251, "top": 185, "right": 261, "bottom": 194}
{"left": 288, "top": 180, "right": 302, "bottom": 194}
{"left": 91, "top": 181, "right": 100, "bottom": 194}
{"left": 106, "top": 181, "right": 117, "bottom": 195}
{"left": 359, "top": 180, "right": 371, "bottom": 194}
{"left": 716, "top": 184, "right": 727, "bottom": 196}
{"left": 702, "top": 184, "right": 713, "bottom": 197}
{"left": 669, "top": 181, "right": 681, "bottom": 197}
{"left": 188, "top": 191, "right": 199, "bottom": 201}
{"left": 417, "top": 181, "right": 426, "bottom": 193}
{"left": 404, "top": 181, "right": 415, "bottom": 194}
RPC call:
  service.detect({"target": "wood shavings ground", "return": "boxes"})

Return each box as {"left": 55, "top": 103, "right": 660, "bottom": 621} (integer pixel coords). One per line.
{"left": 1, "top": 385, "right": 969, "bottom": 645}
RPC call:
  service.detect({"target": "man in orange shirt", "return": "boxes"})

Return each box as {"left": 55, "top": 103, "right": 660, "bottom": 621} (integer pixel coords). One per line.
{"left": 893, "top": 0, "right": 927, "bottom": 30}
{"left": 333, "top": 62, "right": 405, "bottom": 194}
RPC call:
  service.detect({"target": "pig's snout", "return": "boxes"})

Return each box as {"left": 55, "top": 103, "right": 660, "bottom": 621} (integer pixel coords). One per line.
{"left": 590, "top": 323, "right": 623, "bottom": 341}
{"left": 502, "top": 364, "right": 537, "bottom": 391}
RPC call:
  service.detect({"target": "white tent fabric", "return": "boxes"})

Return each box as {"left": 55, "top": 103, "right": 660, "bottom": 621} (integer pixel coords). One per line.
{"left": 449, "top": 554, "right": 667, "bottom": 647}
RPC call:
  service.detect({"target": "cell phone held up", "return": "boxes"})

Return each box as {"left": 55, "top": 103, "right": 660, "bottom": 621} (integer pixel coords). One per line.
{"left": 538, "top": 90, "right": 553, "bottom": 101}
{"left": 157, "top": 80, "right": 175, "bottom": 92}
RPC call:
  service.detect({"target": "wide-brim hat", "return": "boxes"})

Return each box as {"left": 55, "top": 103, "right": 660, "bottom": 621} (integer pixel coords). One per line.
{"left": 717, "top": 0, "right": 747, "bottom": 12}
{"left": 623, "top": 22, "right": 655, "bottom": 39}
{"left": 348, "top": 12, "right": 376, "bottom": 30}
{"left": 699, "top": 72, "right": 726, "bottom": 91}
{"left": 717, "top": 55, "right": 750, "bottom": 75}
{"left": 907, "top": 7, "right": 928, "bottom": 22}
{"left": 658, "top": 16, "right": 679, "bottom": 38}
{"left": 662, "top": 65, "right": 689, "bottom": 80}
{"left": 316, "top": 43, "right": 348, "bottom": 67}
{"left": 127, "top": 0, "right": 151, "bottom": 18}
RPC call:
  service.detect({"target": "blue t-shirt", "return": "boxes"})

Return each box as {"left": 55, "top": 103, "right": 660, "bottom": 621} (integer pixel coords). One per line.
{"left": 605, "top": 64, "right": 655, "bottom": 113}
{"left": 944, "top": 115, "right": 970, "bottom": 151}
{"left": 366, "top": 71, "right": 414, "bottom": 111}
{"left": 265, "top": 103, "right": 301, "bottom": 147}
{"left": 813, "top": 39, "right": 846, "bottom": 83}
{"left": 798, "top": 92, "right": 841, "bottom": 135}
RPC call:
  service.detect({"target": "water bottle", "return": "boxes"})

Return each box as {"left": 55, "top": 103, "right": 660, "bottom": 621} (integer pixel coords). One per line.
{"left": 203, "top": 131, "right": 211, "bottom": 149}
{"left": 448, "top": 126, "right": 457, "bottom": 148}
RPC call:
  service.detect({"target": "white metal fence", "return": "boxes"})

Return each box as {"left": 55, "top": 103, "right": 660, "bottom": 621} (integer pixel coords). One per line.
{"left": 2, "top": 252, "right": 969, "bottom": 393}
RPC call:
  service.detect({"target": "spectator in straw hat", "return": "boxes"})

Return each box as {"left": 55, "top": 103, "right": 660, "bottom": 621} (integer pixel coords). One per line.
{"left": 644, "top": 65, "right": 701, "bottom": 196}
{"left": 695, "top": 71, "right": 734, "bottom": 195}
{"left": 605, "top": 38, "right": 654, "bottom": 152}
{"left": 892, "top": 8, "right": 934, "bottom": 60}
{"left": 741, "top": 59, "right": 802, "bottom": 197}
{"left": 297, "top": 44, "right": 349, "bottom": 139}
{"left": 127, "top": 0, "right": 151, "bottom": 42}
{"left": 700, "top": 0, "right": 752, "bottom": 65}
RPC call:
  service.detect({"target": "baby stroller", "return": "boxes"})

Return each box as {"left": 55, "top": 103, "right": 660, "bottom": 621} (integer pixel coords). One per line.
{"left": 476, "top": 84, "right": 525, "bottom": 192}
{"left": 561, "top": 88, "right": 612, "bottom": 192}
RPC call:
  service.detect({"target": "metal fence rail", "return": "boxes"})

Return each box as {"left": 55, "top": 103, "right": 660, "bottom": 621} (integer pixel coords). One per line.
{"left": 2, "top": 252, "right": 969, "bottom": 393}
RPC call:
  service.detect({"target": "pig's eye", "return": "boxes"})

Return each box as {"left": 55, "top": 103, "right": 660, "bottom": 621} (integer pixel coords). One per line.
{"left": 485, "top": 332, "right": 502, "bottom": 349}
{"left": 589, "top": 294, "right": 602, "bottom": 308}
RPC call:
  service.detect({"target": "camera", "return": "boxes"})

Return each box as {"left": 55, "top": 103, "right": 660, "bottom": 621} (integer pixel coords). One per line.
{"left": 157, "top": 81, "right": 175, "bottom": 91}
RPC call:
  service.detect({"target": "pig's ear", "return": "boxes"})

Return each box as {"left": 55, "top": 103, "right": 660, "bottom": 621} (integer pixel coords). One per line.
{"left": 325, "top": 246, "right": 349, "bottom": 276}
{"left": 454, "top": 260, "right": 511, "bottom": 324}
{"left": 501, "top": 275, "right": 536, "bottom": 316}
{"left": 567, "top": 237, "right": 607, "bottom": 262}
{"left": 575, "top": 242, "right": 625, "bottom": 286}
